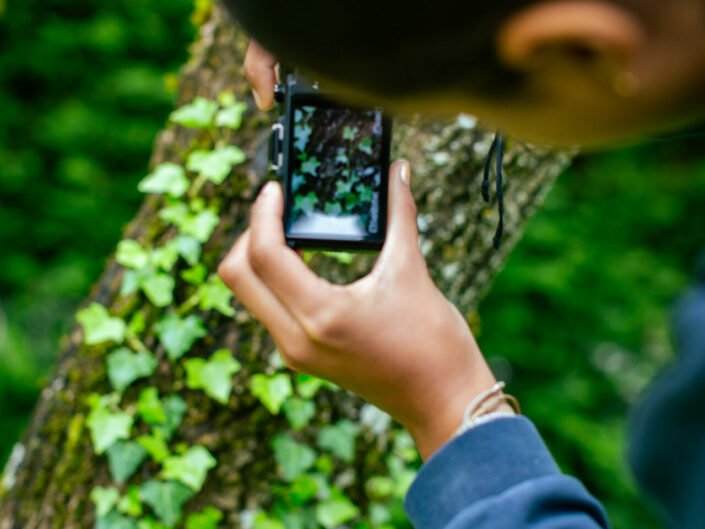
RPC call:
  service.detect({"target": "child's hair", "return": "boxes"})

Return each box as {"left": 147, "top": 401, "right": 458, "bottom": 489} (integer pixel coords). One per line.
{"left": 222, "top": 0, "right": 533, "bottom": 98}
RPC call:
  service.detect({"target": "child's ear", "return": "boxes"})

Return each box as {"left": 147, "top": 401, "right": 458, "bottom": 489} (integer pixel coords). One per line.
{"left": 496, "top": 1, "right": 644, "bottom": 81}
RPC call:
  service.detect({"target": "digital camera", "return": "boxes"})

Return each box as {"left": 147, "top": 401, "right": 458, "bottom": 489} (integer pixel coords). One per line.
{"left": 269, "top": 70, "right": 392, "bottom": 250}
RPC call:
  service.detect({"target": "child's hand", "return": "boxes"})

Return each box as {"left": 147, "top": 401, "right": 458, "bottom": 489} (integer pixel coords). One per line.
{"left": 218, "top": 161, "right": 499, "bottom": 459}
{"left": 244, "top": 39, "right": 278, "bottom": 111}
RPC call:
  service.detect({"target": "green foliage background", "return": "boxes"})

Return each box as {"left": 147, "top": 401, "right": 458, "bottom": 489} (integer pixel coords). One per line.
{"left": 0, "top": 0, "right": 195, "bottom": 466}
{"left": 3, "top": 2, "right": 705, "bottom": 528}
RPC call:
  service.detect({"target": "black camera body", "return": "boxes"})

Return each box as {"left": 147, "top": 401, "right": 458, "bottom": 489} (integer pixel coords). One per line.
{"left": 269, "top": 71, "right": 392, "bottom": 251}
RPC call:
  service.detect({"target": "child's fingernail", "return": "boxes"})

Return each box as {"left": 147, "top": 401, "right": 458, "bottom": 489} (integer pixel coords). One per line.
{"left": 400, "top": 161, "right": 411, "bottom": 185}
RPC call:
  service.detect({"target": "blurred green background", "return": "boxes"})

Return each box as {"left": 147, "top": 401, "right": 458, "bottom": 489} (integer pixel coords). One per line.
{"left": 3, "top": 1, "right": 705, "bottom": 528}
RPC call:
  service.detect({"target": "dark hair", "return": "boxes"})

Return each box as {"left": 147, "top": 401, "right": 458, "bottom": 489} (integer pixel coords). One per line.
{"left": 222, "top": 1, "right": 534, "bottom": 98}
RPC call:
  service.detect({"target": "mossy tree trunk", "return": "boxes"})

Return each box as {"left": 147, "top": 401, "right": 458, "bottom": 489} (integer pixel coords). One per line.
{"left": 0, "top": 4, "right": 571, "bottom": 528}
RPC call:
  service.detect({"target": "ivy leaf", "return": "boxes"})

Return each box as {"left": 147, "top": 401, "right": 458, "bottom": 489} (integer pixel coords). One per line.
{"left": 106, "top": 440, "right": 148, "bottom": 484}
{"left": 215, "top": 102, "right": 247, "bottom": 129}
{"left": 96, "top": 510, "right": 138, "bottom": 529}
{"left": 301, "top": 156, "right": 321, "bottom": 176}
{"left": 139, "top": 480, "right": 195, "bottom": 527}
{"left": 140, "top": 272, "right": 175, "bottom": 308}
{"left": 358, "top": 137, "right": 373, "bottom": 155}
{"left": 150, "top": 241, "right": 180, "bottom": 272}
{"left": 197, "top": 275, "right": 235, "bottom": 316}
{"left": 86, "top": 398, "right": 133, "bottom": 454}
{"left": 155, "top": 314, "right": 207, "bottom": 361}
{"left": 117, "top": 486, "right": 143, "bottom": 517}
{"left": 175, "top": 235, "right": 202, "bottom": 267}
{"left": 138, "top": 163, "right": 190, "bottom": 198}
{"left": 291, "top": 172, "right": 306, "bottom": 192}
{"left": 106, "top": 347, "right": 158, "bottom": 393}
{"left": 251, "top": 373, "right": 293, "bottom": 414}
{"left": 184, "top": 349, "right": 241, "bottom": 404}
{"left": 121, "top": 270, "right": 140, "bottom": 297}
{"left": 156, "top": 394, "right": 188, "bottom": 440}
{"left": 343, "top": 126, "right": 358, "bottom": 141}
{"left": 91, "top": 486, "right": 120, "bottom": 518}
{"left": 294, "top": 192, "right": 318, "bottom": 216}
{"left": 185, "top": 506, "right": 223, "bottom": 529}
{"left": 170, "top": 97, "right": 218, "bottom": 128}
{"left": 180, "top": 209, "right": 220, "bottom": 243}
{"left": 161, "top": 446, "right": 217, "bottom": 491}
{"left": 117, "top": 240, "right": 150, "bottom": 269}
{"left": 296, "top": 374, "right": 337, "bottom": 399}
{"left": 217, "top": 91, "right": 236, "bottom": 108}
{"left": 294, "top": 125, "right": 312, "bottom": 152}
{"left": 137, "top": 517, "right": 169, "bottom": 529}
{"left": 317, "top": 420, "right": 357, "bottom": 463}
{"left": 137, "top": 387, "right": 167, "bottom": 425}
{"left": 137, "top": 428, "right": 171, "bottom": 463}
{"left": 271, "top": 434, "right": 316, "bottom": 482}
{"left": 315, "top": 497, "right": 360, "bottom": 528}
{"left": 253, "top": 513, "right": 285, "bottom": 529}
{"left": 159, "top": 202, "right": 189, "bottom": 225}
{"left": 286, "top": 475, "right": 319, "bottom": 506}
{"left": 282, "top": 398, "right": 315, "bottom": 431}
{"left": 187, "top": 146, "right": 246, "bottom": 185}
{"left": 128, "top": 311, "right": 147, "bottom": 335}
{"left": 365, "top": 476, "right": 394, "bottom": 500}
{"left": 181, "top": 264, "right": 208, "bottom": 285}
{"left": 77, "top": 303, "right": 126, "bottom": 345}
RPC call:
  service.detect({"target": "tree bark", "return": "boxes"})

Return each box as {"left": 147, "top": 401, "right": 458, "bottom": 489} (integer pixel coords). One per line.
{"left": 0, "top": 4, "right": 572, "bottom": 528}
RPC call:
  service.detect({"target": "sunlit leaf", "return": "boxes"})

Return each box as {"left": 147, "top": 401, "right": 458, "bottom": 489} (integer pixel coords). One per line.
{"left": 187, "top": 146, "right": 246, "bottom": 185}
{"left": 136, "top": 387, "right": 167, "bottom": 425}
{"left": 184, "top": 349, "right": 241, "bottom": 404}
{"left": 116, "top": 240, "right": 150, "bottom": 269}
{"left": 86, "top": 396, "right": 133, "bottom": 454}
{"left": 96, "top": 510, "right": 137, "bottom": 529}
{"left": 180, "top": 209, "right": 220, "bottom": 242}
{"left": 138, "top": 163, "right": 190, "bottom": 198}
{"left": 140, "top": 273, "right": 175, "bottom": 307}
{"left": 137, "top": 428, "right": 170, "bottom": 463}
{"left": 251, "top": 373, "right": 293, "bottom": 414}
{"left": 170, "top": 97, "right": 218, "bottom": 128}
{"left": 106, "top": 347, "right": 157, "bottom": 393}
{"left": 77, "top": 303, "right": 126, "bottom": 345}
{"left": 117, "top": 486, "right": 142, "bottom": 517}
{"left": 282, "top": 398, "right": 315, "bottom": 431}
{"left": 185, "top": 506, "right": 223, "bottom": 529}
{"left": 197, "top": 275, "right": 235, "bottom": 316}
{"left": 161, "top": 446, "right": 217, "bottom": 491}
{"left": 91, "top": 486, "right": 120, "bottom": 518}
{"left": 215, "top": 102, "right": 247, "bottom": 129}
{"left": 317, "top": 420, "right": 357, "bottom": 462}
{"left": 271, "top": 434, "right": 316, "bottom": 481}
{"left": 106, "top": 440, "right": 148, "bottom": 484}
{"left": 155, "top": 314, "right": 207, "bottom": 361}
{"left": 175, "top": 235, "right": 202, "bottom": 267}
{"left": 315, "top": 496, "right": 360, "bottom": 528}
{"left": 139, "top": 480, "right": 195, "bottom": 527}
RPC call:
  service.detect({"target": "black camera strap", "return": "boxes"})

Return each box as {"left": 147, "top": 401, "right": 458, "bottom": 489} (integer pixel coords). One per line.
{"left": 481, "top": 131, "right": 507, "bottom": 250}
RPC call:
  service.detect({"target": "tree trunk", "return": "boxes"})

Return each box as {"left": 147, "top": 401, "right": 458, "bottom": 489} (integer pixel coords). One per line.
{"left": 0, "top": 4, "right": 571, "bottom": 528}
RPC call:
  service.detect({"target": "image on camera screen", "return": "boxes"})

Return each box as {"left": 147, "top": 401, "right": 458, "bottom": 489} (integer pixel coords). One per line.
{"left": 287, "top": 102, "right": 385, "bottom": 240}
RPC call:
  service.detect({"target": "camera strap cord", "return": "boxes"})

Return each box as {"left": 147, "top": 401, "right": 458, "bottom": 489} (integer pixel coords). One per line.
{"left": 481, "top": 131, "right": 507, "bottom": 250}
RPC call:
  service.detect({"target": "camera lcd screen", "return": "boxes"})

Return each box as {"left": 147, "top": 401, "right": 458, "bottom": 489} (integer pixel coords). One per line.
{"left": 284, "top": 96, "right": 390, "bottom": 246}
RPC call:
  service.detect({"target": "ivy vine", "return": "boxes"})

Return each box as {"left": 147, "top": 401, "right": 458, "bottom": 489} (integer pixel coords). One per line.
{"left": 76, "top": 92, "right": 419, "bottom": 529}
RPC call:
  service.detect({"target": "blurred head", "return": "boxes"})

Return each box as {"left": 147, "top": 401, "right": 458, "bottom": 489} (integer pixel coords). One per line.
{"left": 224, "top": 0, "right": 705, "bottom": 147}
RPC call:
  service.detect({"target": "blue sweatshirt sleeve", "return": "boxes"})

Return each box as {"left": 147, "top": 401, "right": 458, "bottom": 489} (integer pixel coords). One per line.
{"left": 404, "top": 416, "right": 610, "bottom": 529}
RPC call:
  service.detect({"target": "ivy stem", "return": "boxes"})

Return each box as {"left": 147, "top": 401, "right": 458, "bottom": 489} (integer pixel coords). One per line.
{"left": 176, "top": 289, "right": 201, "bottom": 317}
{"left": 125, "top": 331, "right": 150, "bottom": 354}
{"left": 188, "top": 173, "right": 209, "bottom": 200}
